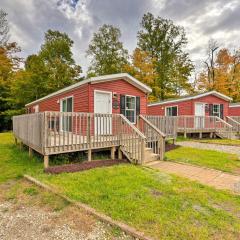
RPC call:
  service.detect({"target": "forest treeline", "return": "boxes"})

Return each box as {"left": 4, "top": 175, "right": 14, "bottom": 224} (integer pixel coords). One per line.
{"left": 0, "top": 9, "right": 239, "bottom": 131}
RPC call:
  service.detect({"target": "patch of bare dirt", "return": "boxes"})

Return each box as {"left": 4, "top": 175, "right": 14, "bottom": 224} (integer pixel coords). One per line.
{"left": 45, "top": 159, "right": 128, "bottom": 174}
{"left": 0, "top": 180, "right": 133, "bottom": 240}
{"left": 165, "top": 144, "right": 179, "bottom": 152}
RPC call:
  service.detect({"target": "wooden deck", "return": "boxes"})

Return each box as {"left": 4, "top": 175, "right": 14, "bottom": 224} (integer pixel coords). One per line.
{"left": 13, "top": 112, "right": 235, "bottom": 169}
{"left": 13, "top": 112, "right": 167, "bottom": 168}
{"left": 176, "top": 116, "right": 233, "bottom": 138}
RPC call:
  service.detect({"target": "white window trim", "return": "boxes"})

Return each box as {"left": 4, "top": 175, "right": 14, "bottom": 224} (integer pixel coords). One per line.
{"left": 125, "top": 95, "right": 136, "bottom": 124}
{"left": 94, "top": 90, "right": 113, "bottom": 114}
{"left": 60, "top": 96, "right": 74, "bottom": 112}
{"left": 60, "top": 96, "right": 74, "bottom": 132}
{"left": 213, "top": 103, "right": 221, "bottom": 118}
{"left": 165, "top": 105, "right": 178, "bottom": 116}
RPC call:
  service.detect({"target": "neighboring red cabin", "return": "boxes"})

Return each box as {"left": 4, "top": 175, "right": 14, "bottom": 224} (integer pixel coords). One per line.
{"left": 26, "top": 73, "right": 152, "bottom": 124}
{"left": 147, "top": 91, "right": 232, "bottom": 119}
{"left": 229, "top": 103, "right": 240, "bottom": 116}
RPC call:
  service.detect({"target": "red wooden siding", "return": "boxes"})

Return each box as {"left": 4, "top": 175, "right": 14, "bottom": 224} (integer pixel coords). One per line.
{"left": 148, "top": 94, "right": 229, "bottom": 117}
{"left": 229, "top": 106, "right": 240, "bottom": 116}
{"left": 28, "top": 83, "right": 89, "bottom": 113}
{"left": 27, "top": 79, "right": 147, "bottom": 115}
{"left": 89, "top": 79, "right": 147, "bottom": 114}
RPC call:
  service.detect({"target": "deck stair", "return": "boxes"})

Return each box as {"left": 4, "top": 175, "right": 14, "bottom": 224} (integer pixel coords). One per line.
{"left": 119, "top": 115, "right": 166, "bottom": 164}
{"left": 226, "top": 116, "right": 240, "bottom": 139}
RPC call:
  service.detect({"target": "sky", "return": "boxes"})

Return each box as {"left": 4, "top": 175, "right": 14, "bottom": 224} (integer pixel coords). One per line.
{"left": 1, "top": 0, "right": 240, "bottom": 74}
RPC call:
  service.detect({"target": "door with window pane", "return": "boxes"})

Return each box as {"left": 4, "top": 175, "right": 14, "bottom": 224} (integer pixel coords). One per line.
{"left": 61, "top": 97, "right": 73, "bottom": 132}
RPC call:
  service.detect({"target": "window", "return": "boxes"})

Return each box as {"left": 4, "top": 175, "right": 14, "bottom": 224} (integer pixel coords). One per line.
{"left": 165, "top": 106, "right": 178, "bottom": 116}
{"left": 125, "top": 96, "right": 136, "bottom": 123}
{"left": 61, "top": 96, "right": 73, "bottom": 131}
{"left": 213, "top": 104, "right": 220, "bottom": 118}
{"left": 61, "top": 97, "right": 73, "bottom": 113}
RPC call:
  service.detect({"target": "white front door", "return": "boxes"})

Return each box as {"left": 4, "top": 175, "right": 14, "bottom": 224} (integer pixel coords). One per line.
{"left": 195, "top": 103, "right": 205, "bottom": 128}
{"left": 94, "top": 91, "right": 112, "bottom": 135}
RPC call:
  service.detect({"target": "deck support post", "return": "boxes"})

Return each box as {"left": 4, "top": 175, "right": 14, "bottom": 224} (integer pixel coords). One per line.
{"left": 141, "top": 140, "right": 145, "bottom": 165}
{"left": 159, "top": 137, "right": 165, "bottom": 161}
{"left": 88, "top": 149, "right": 92, "bottom": 162}
{"left": 199, "top": 132, "right": 202, "bottom": 139}
{"left": 118, "top": 147, "right": 123, "bottom": 160}
{"left": 111, "top": 146, "right": 116, "bottom": 160}
{"left": 184, "top": 132, "right": 187, "bottom": 138}
{"left": 44, "top": 155, "right": 49, "bottom": 169}
{"left": 29, "top": 147, "right": 33, "bottom": 158}
{"left": 19, "top": 141, "right": 23, "bottom": 150}
{"left": 210, "top": 132, "right": 213, "bottom": 138}
{"left": 14, "top": 137, "right": 17, "bottom": 145}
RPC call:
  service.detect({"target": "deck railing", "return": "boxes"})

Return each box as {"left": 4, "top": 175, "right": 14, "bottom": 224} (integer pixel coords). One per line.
{"left": 13, "top": 113, "right": 45, "bottom": 153}
{"left": 138, "top": 115, "right": 166, "bottom": 160}
{"left": 43, "top": 111, "right": 123, "bottom": 155}
{"left": 119, "top": 115, "right": 146, "bottom": 164}
{"left": 175, "top": 115, "right": 233, "bottom": 138}
{"left": 215, "top": 117, "right": 233, "bottom": 138}
{"left": 13, "top": 111, "right": 148, "bottom": 164}
{"left": 176, "top": 116, "right": 217, "bottom": 131}
{"left": 142, "top": 115, "right": 177, "bottom": 139}
{"left": 227, "top": 116, "right": 240, "bottom": 133}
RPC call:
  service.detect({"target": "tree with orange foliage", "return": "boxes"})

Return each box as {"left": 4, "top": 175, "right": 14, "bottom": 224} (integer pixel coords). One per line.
{"left": 124, "top": 48, "right": 158, "bottom": 102}
{"left": 197, "top": 44, "right": 240, "bottom": 102}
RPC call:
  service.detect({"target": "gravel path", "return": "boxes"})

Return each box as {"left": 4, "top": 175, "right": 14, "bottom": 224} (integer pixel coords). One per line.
{"left": 0, "top": 181, "right": 133, "bottom": 240}
{"left": 177, "top": 141, "right": 240, "bottom": 157}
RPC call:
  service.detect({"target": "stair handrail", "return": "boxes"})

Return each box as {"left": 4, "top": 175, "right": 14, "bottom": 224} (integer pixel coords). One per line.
{"left": 215, "top": 116, "right": 233, "bottom": 139}
{"left": 139, "top": 115, "right": 166, "bottom": 160}
{"left": 120, "top": 114, "right": 146, "bottom": 139}
{"left": 215, "top": 116, "right": 233, "bottom": 128}
{"left": 139, "top": 115, "right": 166, "bottom": 138}
{"left": 119, "top": 114, "right": 146, "bottom": 164}
{"left": 226, "top": 116, "right": 240, "bottom": 133}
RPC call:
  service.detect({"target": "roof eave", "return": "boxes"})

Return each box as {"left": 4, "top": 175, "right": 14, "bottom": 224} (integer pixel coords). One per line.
{"left": 25, "top": 73, "right": 152, "bottom": 107}
{"left": 148, "top": 91, "right": 232, "bottom": 107}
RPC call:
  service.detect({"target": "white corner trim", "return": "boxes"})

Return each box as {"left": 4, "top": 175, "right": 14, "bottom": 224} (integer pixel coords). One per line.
{"left": 25, "top": 73, "right": 152, "bottom": 107}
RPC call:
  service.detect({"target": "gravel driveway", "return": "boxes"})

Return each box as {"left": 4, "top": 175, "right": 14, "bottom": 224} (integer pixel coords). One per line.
{"left": 0, "top": 180, "right": 133, "bottom": 240}
{"left": 177, "top": 141, "right": 240, "bottom": 157}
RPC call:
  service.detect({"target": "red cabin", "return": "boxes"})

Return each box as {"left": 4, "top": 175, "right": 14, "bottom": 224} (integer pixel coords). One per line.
{"left": 148, "top": 91, "right": 232, "bottom": 119}
{"left": 26, "top": 73, "right": 152, "bottom": 124}
{"left": 229, "top": 103, "right": 240, "bottom": 116}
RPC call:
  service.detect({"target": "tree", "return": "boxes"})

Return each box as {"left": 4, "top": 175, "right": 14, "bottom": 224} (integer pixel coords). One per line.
{"left": 86, "top": 24, "right": 129, "bottom": 76}
{"left": 10, "top": 29, "right": 82, "bottom": 109}
{"left": 0, "top": 42, "right": 21, "bottom": 131}
{"left": 0, "top": 9, "right": 9, "bottom": 46}
{"left": 137, "top": 13, "right": 194, "bottom": 100}
{"left": 203, "top": 39, "right": 219, "bottom": 90}
{"left": 39, "top": 30, "right": 82, "bottom": 93}
{"left": 124, "top": 48, "right": 157, "bottom": 102}
{"left": 196, "top": 45, "right": 240, "bottom": 101}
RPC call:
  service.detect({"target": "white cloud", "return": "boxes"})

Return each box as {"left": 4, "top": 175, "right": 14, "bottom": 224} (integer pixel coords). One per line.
{"left": 1, "top": 0, "right": 239, "bottom": 74}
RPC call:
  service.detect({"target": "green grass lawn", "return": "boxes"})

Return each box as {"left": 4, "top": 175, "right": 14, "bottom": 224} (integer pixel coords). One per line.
{"left": 0, "top": 132, "right": 43, "bottom": 184}
{"left": 165, "top": 146, "right": 240, "bottom": 173}
{"left": 1, "top": 132, "right": 240, "bottom": 239}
